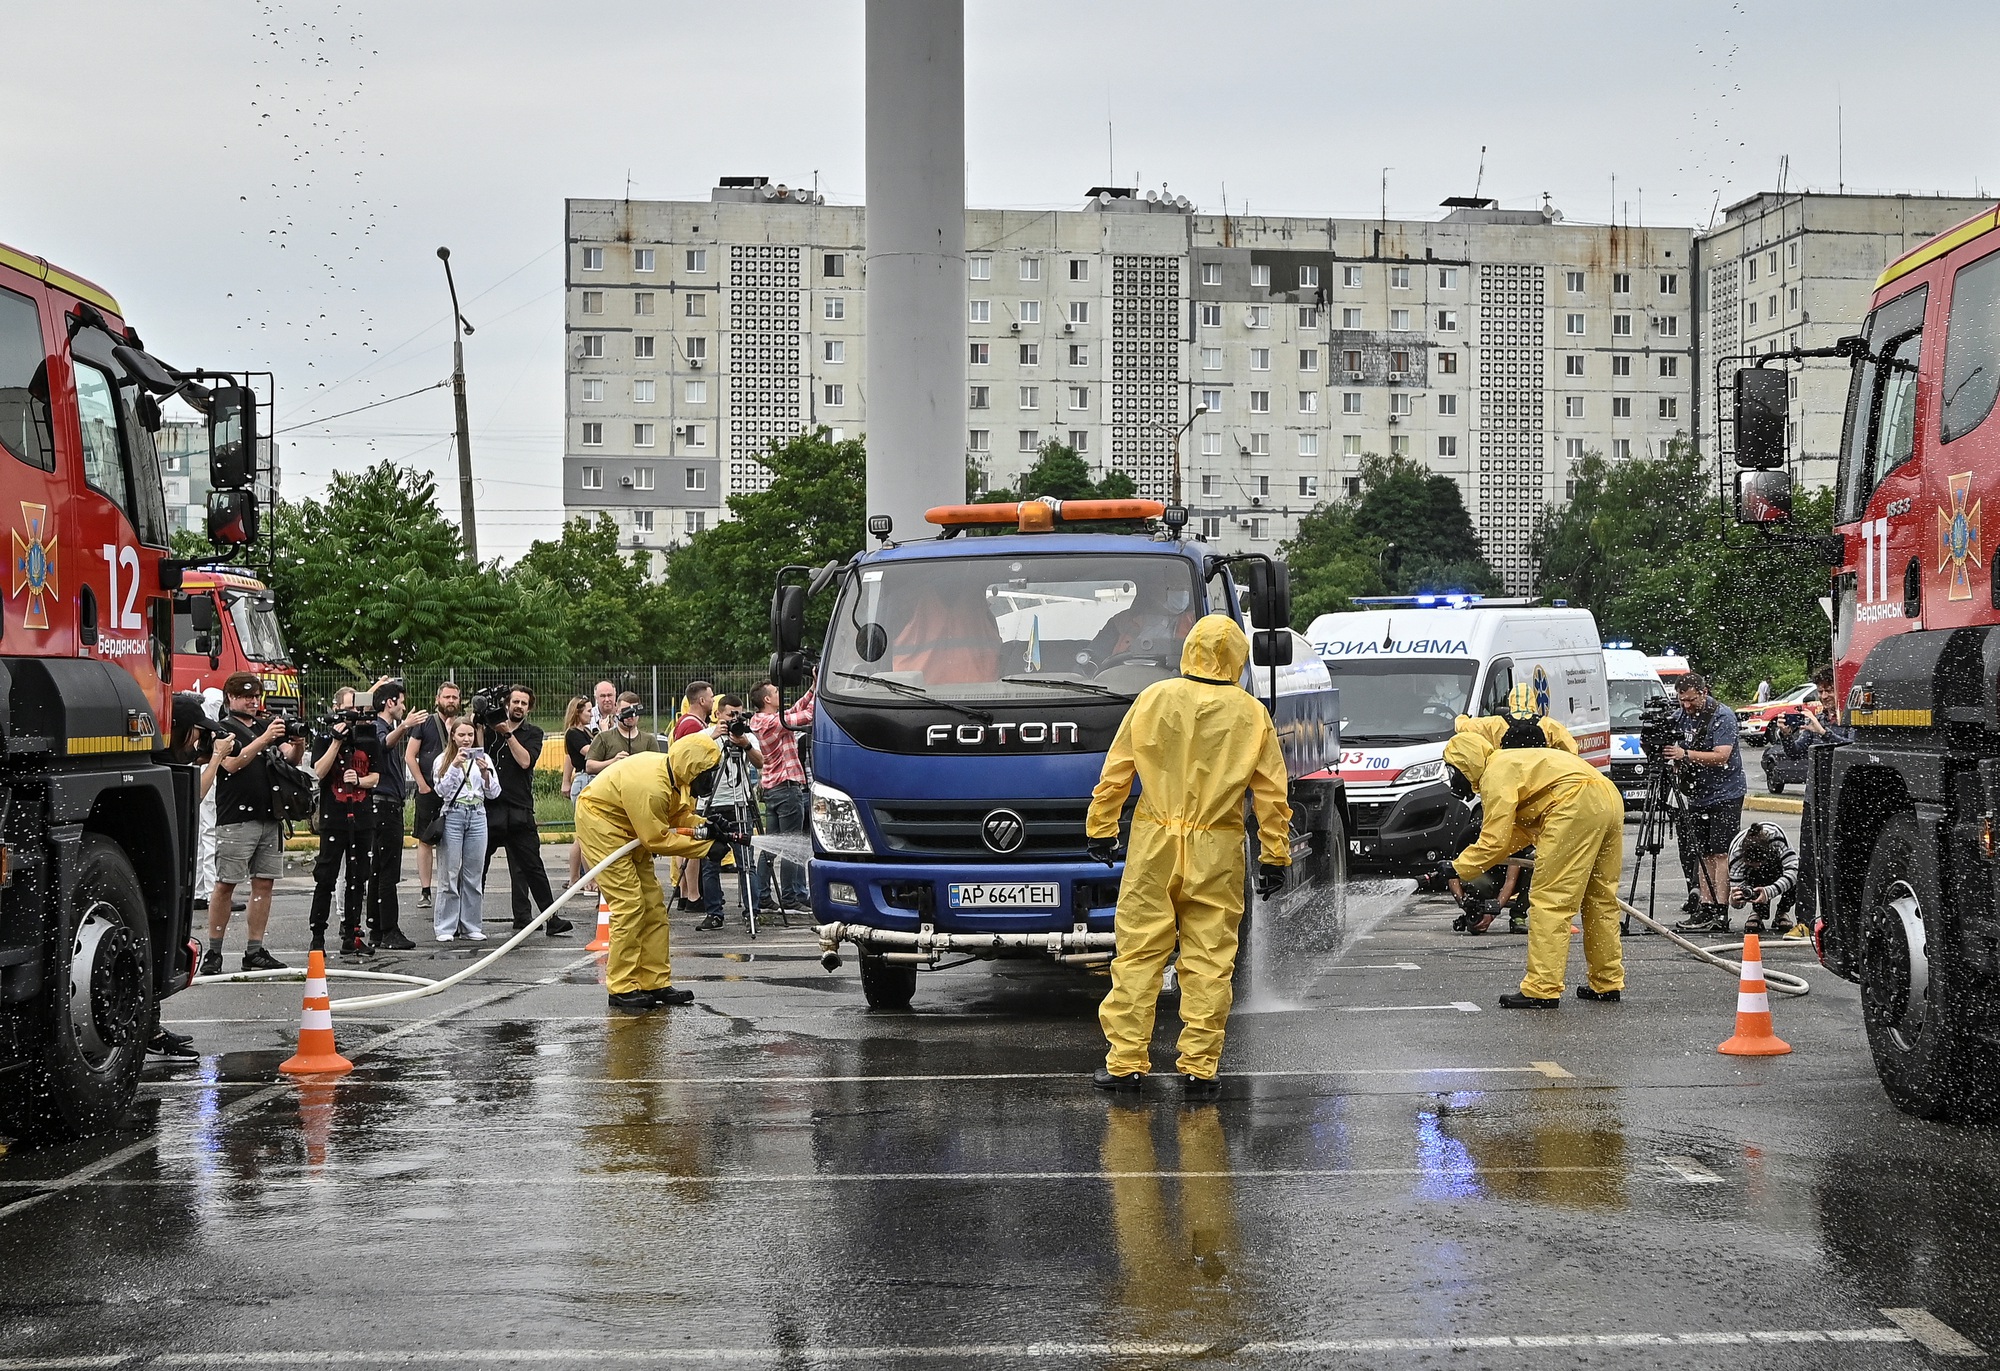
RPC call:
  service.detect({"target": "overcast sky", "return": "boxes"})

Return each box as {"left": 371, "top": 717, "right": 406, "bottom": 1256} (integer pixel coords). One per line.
{"left": 4, "top": 1, "right": 1995, "bottom": 560}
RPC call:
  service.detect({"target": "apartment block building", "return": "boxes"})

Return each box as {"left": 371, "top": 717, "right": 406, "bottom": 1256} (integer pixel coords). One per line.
{"left": 1693, "top": 191, "right": 1995, "bottom": 489}
{"left": 565, "top": 182, "right": 1694, "bottom": 588}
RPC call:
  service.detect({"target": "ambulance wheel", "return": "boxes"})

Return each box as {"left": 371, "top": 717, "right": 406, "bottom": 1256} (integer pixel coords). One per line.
{"left": 0, "top": 837, "right": 153, "bottom": 1144}
{"left": 1858, "top": 812, "right": 2000, "bottom": 1122}
{"left": 858, "top": 954, "right": 916, "bottom": 1010}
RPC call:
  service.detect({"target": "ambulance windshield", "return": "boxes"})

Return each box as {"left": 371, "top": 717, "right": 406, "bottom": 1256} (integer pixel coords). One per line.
{"left": 1322, "top": 658, "right": 1477, "bottom": 744}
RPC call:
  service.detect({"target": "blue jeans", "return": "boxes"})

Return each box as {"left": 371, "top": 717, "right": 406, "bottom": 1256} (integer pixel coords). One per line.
{"left": 436, "top": 803, "right": 488, "bottom": 938}
{"left": 759, "top": 783, "right": 809, "bottom": 909}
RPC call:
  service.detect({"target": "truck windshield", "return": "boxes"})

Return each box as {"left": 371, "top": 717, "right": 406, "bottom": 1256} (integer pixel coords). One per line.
{"left": 1322, "top": 658, "right": 1477, "bottom": 744}
{"left": 226, "top": 593, "right": 291, "bottom": 665}
{"left": 824, "top": 552, "right": 1200, "bottom": 704}
{"left": 1608, "top": 679, "right": 1665, "bottom": 730}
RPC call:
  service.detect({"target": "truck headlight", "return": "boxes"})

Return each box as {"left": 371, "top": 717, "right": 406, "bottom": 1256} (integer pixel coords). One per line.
{"left": 1396, "top": 759, "right": 1445, "bottom": 785}
{"left": 811, "top": 782, "right": 873, "bottom": 855}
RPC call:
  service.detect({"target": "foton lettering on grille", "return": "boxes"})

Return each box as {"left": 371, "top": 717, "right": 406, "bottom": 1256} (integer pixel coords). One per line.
{"left": 926, "top": 722, "right": 1081, "bottom": 746}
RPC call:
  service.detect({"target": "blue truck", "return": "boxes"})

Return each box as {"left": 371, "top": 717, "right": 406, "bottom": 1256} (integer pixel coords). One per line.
{"left": 771, "top": 497, "right": 1347, "bottom": 1009}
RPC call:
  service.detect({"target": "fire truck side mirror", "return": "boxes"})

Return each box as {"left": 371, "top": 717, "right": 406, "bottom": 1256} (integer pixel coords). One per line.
{"left": 771, "top": 584, "right": 806, "bottom": 653}
{"left": 1733, "top": 368, "right": 1789, "bottom": 470}
{"left": 187, "top": 592, "right": 217, "bottom": 660}
{"left": 1735, "top": 468, "right": 1793, "bottom": 525}
{"left": 208, "top": 384, "right": 257, "bottom": 490}
{"left": 207, "top": 489, "right": 259, "bottom": 546}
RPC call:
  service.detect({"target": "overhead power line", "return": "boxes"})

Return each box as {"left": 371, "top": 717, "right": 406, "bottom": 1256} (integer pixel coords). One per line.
{"left": 274, "top": 381, "right": 450, "bottom": 434}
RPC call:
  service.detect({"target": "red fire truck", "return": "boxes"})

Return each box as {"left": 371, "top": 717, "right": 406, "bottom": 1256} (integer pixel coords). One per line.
{"left": 0, "top": 241, "right": 266, "bottom": 1141}
{"left": 1735, "top": 203, "right": 2000, "bottom": 1121}
{"left": 174, "top": 568, "right": 299, "bottom": 713}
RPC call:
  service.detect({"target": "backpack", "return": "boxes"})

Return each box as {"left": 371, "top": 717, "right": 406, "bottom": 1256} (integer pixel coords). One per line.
{"left": 266, "top": 756, "right": 318, "bottom": 822}
{"left": 1498, "top": 709, "right": 1549, "bottom": 750}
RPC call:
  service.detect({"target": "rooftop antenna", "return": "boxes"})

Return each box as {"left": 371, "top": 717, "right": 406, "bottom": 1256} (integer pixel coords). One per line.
{"left": 1777, "top": 153, "right": 1789, "bottom": 195}
{"left": 1473, "top": 145, "right": 1487, "bottom": 200}
{"left": 1838, "top": 97, "right": 1845, "bottom": 193}
{"left": 1381, "top": 167, "right": 1391, "bottom": 225}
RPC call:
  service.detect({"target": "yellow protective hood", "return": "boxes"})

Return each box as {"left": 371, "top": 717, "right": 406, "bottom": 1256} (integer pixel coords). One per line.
{"left": 1181, "top": 613, "right": 1249, "bottom": 685}
{"left": 1505, "top": 682, "right": 1541, "bottom": 717}
{"left": 1443, "top": 730, "right": 1495, "bottom": 788}
{"left": 667, "top": 731, "right": 721, "bottom": 787}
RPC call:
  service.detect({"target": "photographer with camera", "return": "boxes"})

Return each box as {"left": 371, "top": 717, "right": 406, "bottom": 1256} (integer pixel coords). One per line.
{"left": 308, "top": 686, "right": 380, "bottom": 957}
{"left": 201, "top": 673, "right": 306, "bottom": 976}
{"left": 363, "top": 679, "right": 426, "bottom": 951}
{"left": 585, "top": 691, "right": 657, "bottom": 774}
{"left": 1664, "top": 673, "right": 1749, "bottom": 936}
{"left": 1775, "top": 666, "right": 1851, "bottom": 939}
{"left": 406, "top": 681, "right": 463, "bottom": 912}
{"left": 695, "top": 695, "right": 762, "bottom": 931}
{"left": 1729, "top": 821, "right": 1801, "bottom": 936}
{"left": 477, "top": 684, "right": 574, "bottom": 937}
{"left": 748, "top": 680, "right": 814, "bottom": 914}
{"left": 152, "top": 693, "right": 238, "bottom": 1059}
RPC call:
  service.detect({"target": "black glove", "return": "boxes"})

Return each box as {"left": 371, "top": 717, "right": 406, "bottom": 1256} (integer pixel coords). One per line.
{"left": 1255, "top": 863, "right": 1285, "bottom": 899}
{"left": 1086, "top": 836, "right": 1119, "bottom": 866}
{"left": 1434, "top": 859, "right": 1461, "bottom": 890}
{"left": 697, "top": 816, "right": 734, "bottom": 844}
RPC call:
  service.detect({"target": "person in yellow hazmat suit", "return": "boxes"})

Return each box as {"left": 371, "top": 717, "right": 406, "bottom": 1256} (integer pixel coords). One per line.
{"left": 1456, "top": 681, "right": 1580, "bottom": 754}
{"left": 1440, "top": 731, "right": 1624, "bottom": 1008}
{"left": 575, "top": 732, "right": 723, "bottom": 1014}
{"left": 1086, "top": 614, "right": 1292, "bottom": 1098}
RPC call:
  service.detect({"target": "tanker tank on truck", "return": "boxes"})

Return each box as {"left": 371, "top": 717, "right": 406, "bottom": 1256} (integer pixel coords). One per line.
{"left": 0, "top": 241, "right": 270, "bottom": 1141}
{"left": 774, "top": 498, "right": 1348, "bottom": 1010}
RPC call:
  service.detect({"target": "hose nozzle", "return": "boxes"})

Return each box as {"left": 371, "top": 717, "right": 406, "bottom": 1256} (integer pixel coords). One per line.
{"left": 820, "top": 951, "right": 843, "bottom": 973}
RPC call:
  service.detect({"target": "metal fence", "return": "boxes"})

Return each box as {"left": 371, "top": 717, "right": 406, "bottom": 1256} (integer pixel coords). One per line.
{"left": 295, "top": 663, "right": 771, "bottom": 737}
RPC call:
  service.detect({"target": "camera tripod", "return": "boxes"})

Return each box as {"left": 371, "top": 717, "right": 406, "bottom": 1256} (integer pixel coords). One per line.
{"left": 1623, "top": 755, "right": 1687, "bottom": 934}
{"left": 701, "top": 743, "right": 808, "bottom": 941}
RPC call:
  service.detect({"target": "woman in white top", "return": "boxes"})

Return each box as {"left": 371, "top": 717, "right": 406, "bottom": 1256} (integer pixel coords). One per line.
{"left": 431, "top": 719, "right": 501, "bottom": 941}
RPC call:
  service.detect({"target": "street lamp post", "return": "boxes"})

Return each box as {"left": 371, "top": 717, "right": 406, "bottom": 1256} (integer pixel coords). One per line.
{"left": 436, "top": 247, "right": 479, "bottom": 562}
{"left": 1151, "top": 403, "right": 1209, "bottom": 506}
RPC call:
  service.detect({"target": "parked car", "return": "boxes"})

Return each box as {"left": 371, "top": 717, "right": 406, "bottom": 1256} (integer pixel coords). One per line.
{"left": 1737, "top": 683, "right": 1821, "bottom": 746}
{"left": 1763, "top": 732, "right": 1809, "bottom": 793}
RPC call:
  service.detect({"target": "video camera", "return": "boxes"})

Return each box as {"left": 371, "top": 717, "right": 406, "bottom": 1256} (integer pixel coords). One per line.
{"left": 616, "top": 702, "right": 641, "bottom": 724}
{"left": 319, "top": 706, "right": 380, "bottom": 748}
{"left": 469, "top": 685, "right": 511, "bottom": 730}
{"left": 1637, "top": 695, "right": 1681, "bottom": 761}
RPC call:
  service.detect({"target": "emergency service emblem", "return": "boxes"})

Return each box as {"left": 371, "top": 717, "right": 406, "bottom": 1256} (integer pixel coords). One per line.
{"left": 1939, "top": 473, "right": 1982, "bottom": 602}
{"left": 10, "top": 501, "right": 56, "bottom": 631}
{"left": 1532, "top": 664, "right": 1551, "bottom": 714}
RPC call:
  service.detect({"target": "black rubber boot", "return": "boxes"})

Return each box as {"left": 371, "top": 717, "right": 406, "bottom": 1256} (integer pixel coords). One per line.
{"left": 646, "top": 987, "right": 696, "bottom": 1007}
{"left": 1498, "top": 991, "right": 1560, "bottom": 1009}
{"left": 607, "top": 990, "right": 658, "bottom": 1015}
{"left": 1575, "top": 985, "right": 1622, "bottom": 1002}
{"left": 1092, "top": 1067, "right": 1145, "bottom": 1092}
{"left": 1181, "top": 1074, "right": 1223, "bottom": 1100}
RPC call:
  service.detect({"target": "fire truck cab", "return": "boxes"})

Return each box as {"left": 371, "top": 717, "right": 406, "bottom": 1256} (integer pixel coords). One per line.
{"left": 0, "top": 241, "right": 263, "bottom": 1141}
{"left": 174, "top": 569, "right": 298, "bottom": 713}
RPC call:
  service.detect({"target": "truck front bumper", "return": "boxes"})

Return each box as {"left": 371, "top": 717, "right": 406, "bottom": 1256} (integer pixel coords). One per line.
{"left": 811, "top": 857, "right": 1121, "bottom": 963}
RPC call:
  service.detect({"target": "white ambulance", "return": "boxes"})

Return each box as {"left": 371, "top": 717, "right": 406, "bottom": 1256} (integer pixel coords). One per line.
{"left": 1604, "top": 645, "right": 1670, "bottom": 809}
{"left": 1304, "top": 598, "right": 1611, "bottom": 873}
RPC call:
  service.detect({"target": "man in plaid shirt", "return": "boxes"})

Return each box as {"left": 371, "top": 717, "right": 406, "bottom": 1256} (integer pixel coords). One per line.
{"left": 749, "top": 681, "right": 815, "bottom": 912}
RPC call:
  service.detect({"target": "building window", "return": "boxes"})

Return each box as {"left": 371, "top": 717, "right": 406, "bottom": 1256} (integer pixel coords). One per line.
{"left": 684, "top": 380, "right": 707, "bottom": 403}
{"left": 581, "top": 291, "right": 604, "bottom": 315}
{"left": 1298, "top": 433, "right": 1319, "bottom": 457}
{"left": 1201, "top": 388, "right": 1222, "bottom": 411}
{"left": 1612, "top": 396, "right": 1632, "bottom": 418}
{"left": 1068, "top": 259, "right": 1089, "bottom": 282}
{"left": 1613, "top": 272, "right": 1631, "bottom": 294}
{"left": 1438, "top": 393, "right": 1457, "bottom": 416}
{"left": 1068, "top": 344, "right": 1089, "bottom": 365}
{"left": 1069, "top": 385, "right": 1089, "bottom": 410}
{"left": 1435, "top": 310, "right": 1458, "bottom": 332}
{"left": 632, "top": 335, "right": 653, "bottom": 359}
{"left": 1298, "top": 265, "right": 1320, "bottom": 289}
{"left": 580, "top": 465, "right": 602, "bottom": 489}
{"left": 1438, "top": 267, "right": 1459, "bottom": 289}
{"left": 824, "top": 383, "right": 844, "bottom": 406}
{"left": 634, "top": 423, "right": 655, "bottom": 447}
{"left": 1611, "top": 313, "right": 1631, "bottom": 336}
{"left": 1057, "top": 429, "right": 1083, "bottom": 454}
{"left": 581, "top": 378, "right": 605, "bottom": 402}
{"left": 1202, "top": 346, "right": 1223, "bottom": 370}
{"left": 1019, "top": 343, "right": 1040, "bottom": 366}
{"left": 682, "top": 467, "right": 703, "bottom": 491}
{"left": 1565, "top": 354, "right": 1585, "bottom": 376}
{"left": 1438, "top": 351, "right": 1457, "bottom": 375}
{"left": 633, "top": 379, "right": 655, "bottom": 404}
{"left": 1342, "top": 477, "right": 1362, "bottom": 499}
{"left": 1069, "top": 301, "right": 1090, "bottom": 325}
{"left": 823, "top": 253, "right": 845, "bottom": 278}
{"left": 824, "top": 297, "right": 846, "bottom": 322}
{"left": 1201, "top": 262, "right": 1222, "bottom": 286}
{"left": 1298, "top": 391, "right": 1318, "bottom": 414}
{"left": 682, "top": 511, "right": 706, "bottom": 536}
{"left": 1200, "top": 474, "right": 1220, "bottom": 498}
{"left": 685, "top": 249, "right": 707, "bottom": 273}
{"left": 1786, "top": 242, "right": 1798, "bottom": 267}
{"left": 1342, "top": 307, "right": 1363, "bottom": 329}
{"left": 1343, "top": 349, "right": 1362, "bottom": 373}
{"left": 1342, "top": 435, "right": 1363, "bottom": 458}
{"left": 1564, "top": 396, "right": 1585, "bottom": 418}
{"left": 1299, "top": 348, "right": 1319, "bottom": 372}
{"left": 1389, "top": 393, "right": 1412, "bottom": 417}
{"left": 1659, "top": 272, "right": 1679, "bottom": 295}
{"left": 631, "top": 509, "right": 654, "bottom": 534}
{"left": 1611, "top": 438, "right": 1631, "bottom": 460}
{"left": 1768, "top": 250, "right": 1778, "bottom": 273}
{"left": 1611, "top": 355, "right": 1631, "bottom": 377}
{"left": 684, "top": 336, "right": 706, "bottom": 362}
{"left": 1020, "top": 257, "right": 1042, "bottom": 282}
{"left": 1197, "top": 516, "right": 1222, "bottom": 538}
{"left": 633, "top": 248, "right": 654, "bottom": 273}
{"left": 970, "top": 299, "right": 990, "bottom": 324}
{"left": 1342, "top": 392, "right": 1362, "bottom": 414}
{"left": 1020, "top": 300, "right": 1041, "bottom": 324}
{"left": 1389, "top": 309, "right": 1411, "bottom": 331}
{"left": 1388, "top": 434, "right": 1409, "bottom": 457}
{"left": 1659, "top": 356, "right": 1679, "bottom": 378}
{"left": 1565, "top": 313, "right": 1585, "bottom": 336}
{"left": 1342, "top": 265, "right": 1363, "bottom": 288}
{"left": 1253, "top": 474, "right": 1271, "bottom": 497}
{"left": 1437, "top": 436, "right": 1458, "bottom": 457}
{"left": 1248, "top": 390, "right": 1270, "bottom": 413}
{"left": 1566, "top": 271, "right": 1585, "bottom": 293}
{"left": 968, "top": 429, "right": 990, "bottom": 452}
{"left": 1200, "top": 303, "right": 1223, "bottom": 327}
{"left": 969, "top": 385, "right": 990, "bottom": 409}
{"left": 1748, "top": 302, "right": 1759, "bottom": 326}
{"left": 1201, "top": 432, "right": 1221, "bottom": 456}
{"left": 1566, "top": 438, "right": 1586, "bottom": 461}
{"left": 1659, "top": 397, "right": 1679, "bottom": 420}
{"left": 582, "top": 422, "right": 603, "bottom": 446}
{"left": 684, "top": 423, "right": 706, "bottom": 448}
{"left": 582, "top": 247, "right": 603, "bottom": 271}
{"left": 1250, "top": 347, "right": 1271, "bottom": 371}
{"left": 1250, "top": 434, "right": 1270, "bottom": 457}
{"left": 1248, "top": 306, "right": 1271, "bottom": 329}
{"left": 626, "top": 292, "right": 651, "bottom": 317}
{"left": 1389, "top": 349, "right": 1410, "bottom": 375}
{"left": 969, "top": 257, "right": 991, "bottom": 280}
{"left": 1252, "top": 264, "right": 1270, "bottom": 288}
{"left": 633, "top": 466, "right": 655, "bottom": 490}
{"left": 1017, "top": 429, "right": 1039, "bottom": 452}
{"left": 970, "top": 343, "right": 990, "bottom": 365}
{"left": 1019, "top": 385, "right": 1040, "bottom": 410}
{"left": 1389, "top": 266, "right": 1410, "bottom": 289}
{"left": 1657, "top": 316, "right": 1680, "bottom": 337}
{"left": 824, "top": 339, "right": 845, "bottom": 364}
{"left": 1299, "top": 306, "right": 1319, "bottom": 328}
{"left": 1789, "top": 286, "right": 1799, "bottom": 312}
{"left": 1748, "top": 258, "right": 1759, "bottom": 283}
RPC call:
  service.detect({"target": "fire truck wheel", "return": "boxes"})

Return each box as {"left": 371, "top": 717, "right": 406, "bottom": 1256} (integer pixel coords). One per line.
{"left": 0, "top": 836, "right": 153, "bottom": 1144}
{"left": 1858, "top": 812, "right": 2000, "bottom": 1123}
{"left": 858, "top": 954, "right": 916, "bottom": 1010}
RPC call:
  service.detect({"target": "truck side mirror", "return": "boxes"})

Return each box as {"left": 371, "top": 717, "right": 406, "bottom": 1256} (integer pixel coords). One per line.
{"left": 1251, "top": 629, "right": 1293, "bottom": 667}
{"left": 207, "top": 489, "right": 258, "bottom": 545}
{"left": 187, "top": 593, "right": 218, "bottom": 662}
{"left": 1733, "top": 368, "right": 1788, "bottom": 471}
{"left": 1735, "top": 468, "right": 1793, "bottom": 525}
{"left": 769, "top": 650, "right": 809, "bottom": 688}
{"left": 208, "top": 384, "right": 257, "bottom": 490}
{"left": 771, "top": 584, "right": 806, "bottom": 653}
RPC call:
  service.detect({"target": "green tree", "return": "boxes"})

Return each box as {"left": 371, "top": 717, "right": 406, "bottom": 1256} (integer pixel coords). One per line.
{"left": 978, "top": 441, "right": 1138, "bottom": 504}
{"left": 509, "top": 514, "right": 657, "bottom": 662}
{"left": 655, "top": 427, "right": 866, "bottom": 660}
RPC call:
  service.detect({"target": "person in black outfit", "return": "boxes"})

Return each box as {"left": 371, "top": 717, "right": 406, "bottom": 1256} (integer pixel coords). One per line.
{"left": 308, "top": 692, "right": 379, "bottom": 956}
{"left": 481, "top": 684, "right": 574, "bottom": 936}
{"left": 364, "top": 679, "right": 427, "bottom": 950}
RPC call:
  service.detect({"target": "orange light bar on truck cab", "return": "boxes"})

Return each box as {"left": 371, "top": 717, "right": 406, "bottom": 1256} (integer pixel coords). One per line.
{"left": 925, "top": 498, "right": 1167, "bottom": 534}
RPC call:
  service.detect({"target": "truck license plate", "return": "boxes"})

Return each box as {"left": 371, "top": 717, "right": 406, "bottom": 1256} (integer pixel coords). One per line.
{"left": 948, "top": 882, "right": 1060, "bottom": 909}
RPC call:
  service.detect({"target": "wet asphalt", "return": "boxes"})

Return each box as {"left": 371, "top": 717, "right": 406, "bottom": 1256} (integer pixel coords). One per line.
{"left": 3, "top": 812, "right": 1998, "bottom": 1368}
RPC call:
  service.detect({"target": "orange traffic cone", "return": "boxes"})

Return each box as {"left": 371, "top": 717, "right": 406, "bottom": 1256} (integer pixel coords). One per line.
{"left": 587, "top": 893, "right": 612, "bottom": 952}
{"left": 279, "top": 949, "right": 353, "bottom": 1076}
{"left": 1718, "top": 933, "right": 1791, "bottom": 1056}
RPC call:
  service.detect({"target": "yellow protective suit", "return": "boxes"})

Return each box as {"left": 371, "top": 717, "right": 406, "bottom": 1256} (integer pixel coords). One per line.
{"left": 1445, "top": 732, "right": 1623, "bottom": 1000}
{"left": 575, "top": 734, "right": 720, "bottom": 996}
{"left": 1087, "top": 615, "right": 1292, "bottom": 1079}
{"left": 1455, "top": 682, "right": 1580, "bottom": 754}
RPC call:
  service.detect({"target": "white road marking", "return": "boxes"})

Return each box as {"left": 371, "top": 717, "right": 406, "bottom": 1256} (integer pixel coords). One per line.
{"left": 1880, "top": 1307, "right": 1986, "bottom": 1356}
{"left": 1530, "top": 1061, "right": 1573, "bottom": 1078}
{"left": 0, "top": 1326, "right": 1921, "bottom": 1366}
{"left": 1338, "top": 1002, "right": 1484, "bottom": 1014}
{"left": 1657, "top": 1155, "right": 1726, "bottom": 1185}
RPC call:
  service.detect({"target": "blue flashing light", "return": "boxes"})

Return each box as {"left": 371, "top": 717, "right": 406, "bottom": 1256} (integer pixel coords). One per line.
{"left": 1603, "top": 639, "right": 1634, "bottom": 650}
